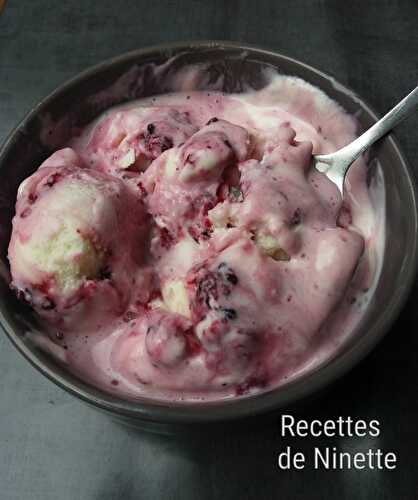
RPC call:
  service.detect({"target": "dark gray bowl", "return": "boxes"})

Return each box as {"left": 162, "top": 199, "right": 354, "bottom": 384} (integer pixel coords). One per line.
{"left": 0, "top": 41, "right": 417, "bottom": 432}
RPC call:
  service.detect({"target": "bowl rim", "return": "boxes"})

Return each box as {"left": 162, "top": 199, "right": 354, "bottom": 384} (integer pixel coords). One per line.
{"left": 1, "top": 40, "right": 418, "bottom": 424}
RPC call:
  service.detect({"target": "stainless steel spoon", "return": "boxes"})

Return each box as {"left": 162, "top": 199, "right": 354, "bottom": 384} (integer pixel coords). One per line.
{"left": 313, "top": 86, "right": 418, "bottom": 195}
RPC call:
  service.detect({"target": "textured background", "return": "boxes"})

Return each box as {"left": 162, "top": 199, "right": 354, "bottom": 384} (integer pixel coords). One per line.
{"left": 1, "top": 1, "right": 418, "bottom": 499}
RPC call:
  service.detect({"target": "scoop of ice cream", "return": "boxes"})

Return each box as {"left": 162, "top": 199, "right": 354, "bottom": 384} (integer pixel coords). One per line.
{"left": 142, "top": 119, "right": 251, "bottom": 241}
{"left": 180, "top": 238, "right": 278, "bottom": 388}
{"left": 8, "top": 149, "right": 147, "bottom": 328}
{"left": 74, "top": 107, "right": 198, "bottom": 175}
{"left": 179, "top": 221, "right": 363, "bottom": 392}
{"left": 208, "top": 123, "right": 339, "bottom": 260}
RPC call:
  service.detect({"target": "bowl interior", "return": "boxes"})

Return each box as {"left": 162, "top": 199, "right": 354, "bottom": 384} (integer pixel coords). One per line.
{"left": 0, "top": 42, "right": 416, "bottom": 424}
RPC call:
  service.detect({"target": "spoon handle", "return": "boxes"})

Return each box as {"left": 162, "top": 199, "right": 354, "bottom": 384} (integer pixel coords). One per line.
{"left": 321, "top": 85, "right": 418, "bottom": 167}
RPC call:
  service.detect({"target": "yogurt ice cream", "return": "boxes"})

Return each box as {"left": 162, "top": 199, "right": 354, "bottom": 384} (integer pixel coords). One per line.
{"left": 8, "top": 148, "right": 149, "bottom": 330}
{"left": 8, "top": 73, "right": 382, "bottom": 401}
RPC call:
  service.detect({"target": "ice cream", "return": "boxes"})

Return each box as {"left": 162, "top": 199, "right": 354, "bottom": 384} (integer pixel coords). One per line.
{"left": 78, "top": 107, "right": 198, "bottom": 175}
{"left": 8, "top": 148, "right": 149, "bottom": 330}
{"left": 7, "top": 73, "right": 382, "bottom": 401}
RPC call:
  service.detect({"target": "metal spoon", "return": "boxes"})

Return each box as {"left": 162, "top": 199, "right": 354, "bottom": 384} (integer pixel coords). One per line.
{"left": 313, "top": 86, "right": 418, "bottom": 195}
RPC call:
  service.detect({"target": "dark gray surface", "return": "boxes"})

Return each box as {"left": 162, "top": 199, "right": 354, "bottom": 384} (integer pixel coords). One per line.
{"left": 1, "top": 1, "right": 418, "bottom": 499}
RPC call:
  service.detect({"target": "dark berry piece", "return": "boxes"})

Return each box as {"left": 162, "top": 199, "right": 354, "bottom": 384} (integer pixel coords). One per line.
{"left": 98, "top": 266, "right": 112, "bottom": 280}
{"left": 217, "top": 262, "right": 238, "bottom": 285}
{"left": 159, "top": 227, "right": 174, "bottom": 249}
{"left": 45, "top": 172, "right": 61, "bottom": 188}
{"left": 184, "top": 153, "right": 194, "bottom": 165}
{"left": 197, "top": 272, "right": 218, "bottom": 307}
{"left": 224, "top": 139, "right": 232, "bottom": 149}
{"left": 137, "top": 181, "right": 147, "bottom": 196}
{"left": 147, "top": 123, "right": 155, "bottom": 134}
{"left": 28, "top": 193, "right": 38, "bottom": 204}
{"left": 161, "top": 136, "right": 173, "bottom": 152}
{"left": 188, "top": 226, "right": 200, "bottom": 243}
{"left": 290, "top": 208, "right": 302, "bottom": 226}
{"left": 17, "top": 287, "right": 33, "bottom": 304}
{"left": 206, "top": 117, "right": 219, "bottom": 125}
{"left": 20, "top": 207, "right": 31, "bottom": 218}
{"left": 222, "top": 308, "right": 237, "bottom": 320}
{"left": 144, "top": 131, "right": 174, "bottom": 156}
{"left": 123, "top": 310, "right": 137, "bottom": 322}
{"left": 226, "top": 273, "right": 238, "bottom": 285}
{"left": 41, "top": 297, "right": 55, "bottom": 310}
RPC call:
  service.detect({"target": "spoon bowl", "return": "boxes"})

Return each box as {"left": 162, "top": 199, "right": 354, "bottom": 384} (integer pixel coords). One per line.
{"left": 314, "top": 85, "right": 418, "bottom": 194}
